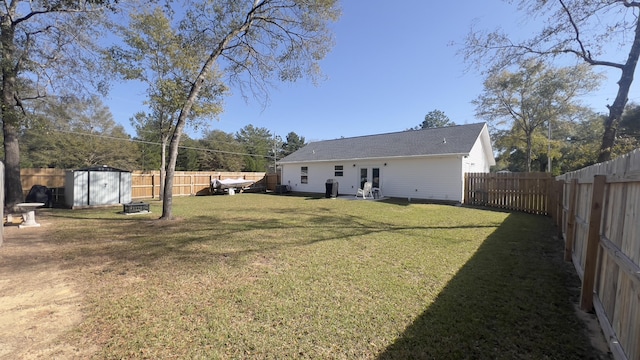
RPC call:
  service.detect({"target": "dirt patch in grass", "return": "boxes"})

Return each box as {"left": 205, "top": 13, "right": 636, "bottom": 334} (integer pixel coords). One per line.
{"left": 0, "top": 221, "right": 97, "bottom": 359}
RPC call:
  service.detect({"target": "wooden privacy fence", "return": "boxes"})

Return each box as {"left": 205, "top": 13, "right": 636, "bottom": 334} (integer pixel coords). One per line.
{"left": 554, "top": 149, "right": 640, "bottom": 360}
{"left": 19, "top": 169, "right": 278, "bottom": 200}
{"left": 464, "top": 172, "right": 552, "bottom": 215}
{"left": 130, "top": 171, "right": 272, "bottom": 198}
{"left": 21, "top": 168, "right": 66, "bottom": 188}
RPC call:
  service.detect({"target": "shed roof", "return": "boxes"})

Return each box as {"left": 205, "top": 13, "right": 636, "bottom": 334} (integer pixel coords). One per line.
{"left": 279, "top": 122, "right": 489, "bottom": 163}
{"left": 72, "top": 165, "right": 131, "bottom": 172}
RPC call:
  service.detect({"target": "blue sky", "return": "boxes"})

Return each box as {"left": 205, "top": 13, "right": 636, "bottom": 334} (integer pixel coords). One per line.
{"left": 104, "top": 1, "right": 639, "bottom": 143}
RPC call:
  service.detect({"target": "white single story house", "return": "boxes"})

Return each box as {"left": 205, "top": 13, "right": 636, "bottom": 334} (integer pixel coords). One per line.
{"left": 278, "top": 122, "right": 495, "bottom": 203}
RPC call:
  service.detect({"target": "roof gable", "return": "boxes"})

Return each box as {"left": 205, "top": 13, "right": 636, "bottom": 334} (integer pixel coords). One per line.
{"left": 279, "top": 123, "right": 490, "bottom": 163}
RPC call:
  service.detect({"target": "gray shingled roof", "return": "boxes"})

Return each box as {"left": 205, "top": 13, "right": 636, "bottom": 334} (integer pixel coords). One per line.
{"left": 279, "top": 122, "right": 487, "bottom": 163}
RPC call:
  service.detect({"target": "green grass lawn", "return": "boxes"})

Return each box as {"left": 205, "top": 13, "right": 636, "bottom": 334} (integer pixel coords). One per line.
{"left": 45, "top": 194, "right": 601, "bottom": 359}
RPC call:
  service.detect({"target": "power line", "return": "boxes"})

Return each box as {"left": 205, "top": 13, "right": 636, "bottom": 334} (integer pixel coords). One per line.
{"left": 52, "top": 129, "right": 277, "bottom": 159}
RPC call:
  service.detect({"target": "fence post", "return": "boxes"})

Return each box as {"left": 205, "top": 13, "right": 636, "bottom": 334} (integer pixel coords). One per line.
{"left": 550, "top": 180, "right": 556, "bottom": 222}
{"left": 151, "top": 174, "right": 155, "bottom": 199}
{"left": 464, "top": 173, "right": 469, "bottom": 204}
{"left": 556, "top": 180, "right": 564, "bottom": 228}
{"left": 580, "top": 175, "right": 606, "bottom": 312}
{"left": 564, "top": 179, "right": 578, "bottom": 262}
{"left": 554, "top": 180, "right": 564, "bottom": 237}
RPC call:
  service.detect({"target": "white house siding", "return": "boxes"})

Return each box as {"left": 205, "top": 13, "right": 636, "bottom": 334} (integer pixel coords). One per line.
{"left": 281, "top": 162, "right": 360, "bottom": 194}
{"left": 281, "top": 156, "right": 465, "bottom": 202}
{"left": 464, "top": 133, "right": 492, "bottom": 173}
{"left": 381, "top": 156, "right": 464, "bottom": 201}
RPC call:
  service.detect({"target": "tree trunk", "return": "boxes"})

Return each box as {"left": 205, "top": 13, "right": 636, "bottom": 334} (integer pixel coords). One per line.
{"left": 598, "top": 15, "right": 640, "bottom": 163}
{"left": 160, "top": 62, "right": 217, "bottom": 220}
{"left": 525, "top": 133, "right": 533, "bottom": 173}
{"left": 159, "top": 135, "right": 167, "bottom": 201}
{"left": 3, "top": 123, "right": 23, "bottom": 209}
{"left": 1, "top": 19, "right": 24, "bottom": 210}
{"left": 160, "top": 127, "right": 182, "bottom": 219}
{"left": 159, "top": 17, "right": 252, "bottom": 220}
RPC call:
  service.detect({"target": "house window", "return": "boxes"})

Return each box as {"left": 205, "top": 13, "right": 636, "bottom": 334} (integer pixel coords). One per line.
{"left": 334, "top": 165, "right": 344, "bottom": 177}
{"left": 301, "top": 166, "right": 308, "bottom": 184}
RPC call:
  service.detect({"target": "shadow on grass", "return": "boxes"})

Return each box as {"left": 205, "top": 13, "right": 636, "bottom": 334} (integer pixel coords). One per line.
{"left": 376, "top": 212, "right": 606, "bottom": 360}
{"left": 3, "top": 200, "right": 607, "bottom": 359}
{"left": 24, "top": 205, "right": 501, "bottom": 275}
{"left": 269, "top": 192, "right": 461, "bottom": 207}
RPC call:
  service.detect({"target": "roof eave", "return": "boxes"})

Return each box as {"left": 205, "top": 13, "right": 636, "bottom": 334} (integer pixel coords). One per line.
{"left": 278, "top": 152, "right": 469, "bottom": 165}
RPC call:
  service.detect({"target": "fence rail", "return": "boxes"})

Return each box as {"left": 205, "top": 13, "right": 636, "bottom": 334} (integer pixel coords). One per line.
{"left": 464, "top": 172, "right": 552, "bottom": 215}
{"left": 129, "top": 171, "right": 272, "bottom": 198}
{"left": 19, "top": 169, "right": 278, "bottom": 200}
{"left": 554, "top": 148, "right": 640, "bottom": 360}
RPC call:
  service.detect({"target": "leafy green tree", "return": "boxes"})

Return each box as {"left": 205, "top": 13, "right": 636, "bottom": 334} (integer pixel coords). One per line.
{"left": 131, "top": 112, "right": 163, "bottom": 171}
{"left": 176, "top": 135, "right": 200, "bottom": 171}
{"left": 198, "top": 130, "right": 245, "bottom": 171}
{"left": 474, "top": 60, "right": 600, "bottom": 172}
{"left": 553, "top": 115, "right": 604, "bottom": 174}
{"left": 111, "top": 7, "right": 226, "bottom": 199}
{"left": 136, "top": 141, "right": 162, "bottom": 172}
{"left": 619, "top": 103, "right": 640, "bottom": 143}
{"left": 20, "top": 96, "right": 138, "bottom": 169}
{"left": 269, "top": 135, "right": 284, "bottom": 174}
{"left": 236, "top": 125, "right": 272, "bottom": 172}
{"left": 1, "top": 0, "right": 117, "bottom": 208}
{"left": 281, "top": 132, "right": 306, "bottom": 157}
{"left": 136, "top": 0, "right": 340, "bottom": 220}
{"left": 463, "top": 0, "right": 640, "bottom": 162}
{"left": 492, "top": 127, "right": 559, "bottom": 173}
{"left": 493, "top": 107, "right": 636, "bottom": 174}
{"left": 419, "top": 110, "right": 455, "bottom": 129}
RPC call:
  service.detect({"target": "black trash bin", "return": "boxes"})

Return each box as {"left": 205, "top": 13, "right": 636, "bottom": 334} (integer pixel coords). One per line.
{"left": 325, "top": 179, "right": 339, "bottom": 198}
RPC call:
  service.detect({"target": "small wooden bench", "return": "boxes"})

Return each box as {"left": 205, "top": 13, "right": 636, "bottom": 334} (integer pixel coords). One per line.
{"left": 123, "top": 202, "right": 150, "bottom": 214}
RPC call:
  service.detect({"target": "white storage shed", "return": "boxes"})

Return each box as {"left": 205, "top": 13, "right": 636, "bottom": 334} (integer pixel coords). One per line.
{"left": 65, "top": 165, "right": 132, "bottom": 209}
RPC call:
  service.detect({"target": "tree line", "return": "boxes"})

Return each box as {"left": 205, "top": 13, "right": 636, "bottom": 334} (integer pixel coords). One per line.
{"left": 3, "top": 0, "right": 640, "bottom": 219}
{"left": 11, "top": 95, "right": 306, "bottom": 173}
{"left": 0, "top": 0, "right": 339, "bottom": 218}
{"left": 462, "top": 0, "right": 640, "bottom": 164}
{"left": 475, "top": 59, "right": 640, "bottom": 175}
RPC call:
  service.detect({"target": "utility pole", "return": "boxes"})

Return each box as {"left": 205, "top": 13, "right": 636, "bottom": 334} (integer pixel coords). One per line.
{"left": 272, "top": 135, "right": 282, "bottom": 175}
{"left": 547, "top": 119, "right": 552, "bottom": 173}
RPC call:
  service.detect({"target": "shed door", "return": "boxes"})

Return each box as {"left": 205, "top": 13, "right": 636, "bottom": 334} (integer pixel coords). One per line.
{"left": 89, "top": 171, "right": 121, "bottom": 205}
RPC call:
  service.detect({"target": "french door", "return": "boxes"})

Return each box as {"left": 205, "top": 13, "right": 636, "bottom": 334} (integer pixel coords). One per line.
{"left": 359, "top": 167, "right": 381, "bottom": 188}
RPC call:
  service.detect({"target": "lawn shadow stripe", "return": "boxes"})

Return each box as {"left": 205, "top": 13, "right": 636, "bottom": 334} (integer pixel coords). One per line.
{"left": 377, "top": 212, "right": 609, "bottom": 360}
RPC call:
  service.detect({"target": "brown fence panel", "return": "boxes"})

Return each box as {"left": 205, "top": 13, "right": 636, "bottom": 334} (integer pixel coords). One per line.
{"left": 131, "top": 173, "right": 155, "bottom": 199}
{"left": 120, "top": 171, "right": 270, "bottom": 198}
{"left": 464, "top": 172, "right": 552, "bottom": 215}
{"left": 19, "top": 169, "right": 271, "bottom": 200}
{"left": 20, "top": 168, "right": 65, "bottom": 196}
{"left": 556, "top": 148, "right": 640, "bottom": 360}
